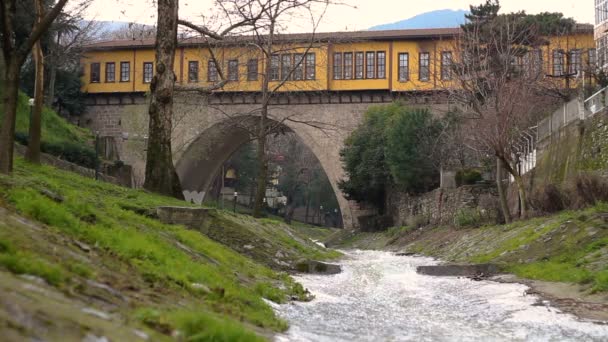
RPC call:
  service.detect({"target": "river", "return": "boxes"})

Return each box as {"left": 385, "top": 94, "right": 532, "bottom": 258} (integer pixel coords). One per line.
{"left": 273, "top": 250, "right": 608, "bottom": 342}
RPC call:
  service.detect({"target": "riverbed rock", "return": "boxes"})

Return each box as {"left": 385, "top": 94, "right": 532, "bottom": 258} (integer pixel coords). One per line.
{"left": 295, "top": 260, "right": 341, "bottom": 274}
{"left": 416, "top": 263, "right": 499, "bottom": 277}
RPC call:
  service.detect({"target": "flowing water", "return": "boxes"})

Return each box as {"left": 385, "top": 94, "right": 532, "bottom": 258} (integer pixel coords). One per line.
{"left": 274, "top": 250, "right": 608, "bottom": 342}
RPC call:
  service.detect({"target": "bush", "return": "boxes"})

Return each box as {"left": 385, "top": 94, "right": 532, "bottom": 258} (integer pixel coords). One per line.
{"left": 567, "top": 173, "right": 608, "bottom": 209}
{"left": 14, "top": 132, "right": 97, "bottom": 169}
{"left": 454, "top": 208, "right": 483, "bottom": 228}
{"left": 455, "top": 168, "right": 483, "bottom": 186}
{"left": 529, "top": 183, "right": 569, "bottom": 214}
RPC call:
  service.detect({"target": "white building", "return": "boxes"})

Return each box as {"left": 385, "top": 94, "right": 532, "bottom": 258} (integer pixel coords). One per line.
{"left": 596, "top": 0, "right": 608, "bottom": 67}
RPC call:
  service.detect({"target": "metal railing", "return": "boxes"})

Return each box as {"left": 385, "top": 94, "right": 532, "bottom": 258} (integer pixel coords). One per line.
{"left": 584, "top": 86, "right": 608, "bottom": 117}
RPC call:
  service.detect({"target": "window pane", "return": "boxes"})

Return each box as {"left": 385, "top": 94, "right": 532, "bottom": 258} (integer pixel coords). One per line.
{"left": 377, "top": 51, "right": 386, "bottom": 79}
{"left": 90, "top": 63, "right": 100, "bottom": 83}
{"left": 355, "top": 52, "right": 364, "bottom": 79}
{"left": 270, "top": 55, "right": 280, "bottom": 81}
{"left": 120, "top": 62, "right": 130, "bottom": 82}
{"left": 398, "top": 53, "right": 409, "bottom": 81}
{"left": 569, "top": 50, "right": 581, "bottom": 75}
{"left": 344, "top": 52, "right": 353, "bottom": 80}
{"left": 333, "top": 53, "right": 342, "bottom": 80}
{"left": 589, "top": 48, "right": 597, "bottom": 68}
{"left": 293, "top": 54, "right": 304, "bottom": 80}
{"left": 208, "top": 60, "right": 218, "bottom": 82}
{"left": 281, "top": 54, "right": 292, "bottom": 80}
{"left": 419, "top": 53, "right": 429, "bottom": 81}
{"left": 143, "top": 62, "right": 153, "bottom": 83}
{"left": 306, "top": 53, "right": 315, "bottom": 80}
{"left": 247, "top": 59, "right": 258, "bottom": 81}
{"left": 366, "top": 52, "right": 375, "bottom": 79}
{"left": 228, "top": 59, "right": 239, "bottom": 81}
{"left": 441, "top": 51, "right": 452, "bottom": 80}
{"left": 553, "top": 50, "right": 564, "bottom": 76}
{"left": 105, "top": 62, "right": 115, "bottom": 82}
{"left": 188, "top": 61, "right": 199, "bottom": 82}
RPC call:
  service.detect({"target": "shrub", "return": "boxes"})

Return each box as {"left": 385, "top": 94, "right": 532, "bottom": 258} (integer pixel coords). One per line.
{"left": 13, "top": 132, "right": 97, "bottom": 169}
{"left": 567, "top": 173, "right": 608, "bottom": 209}
{"left": 529, "top": 183, "right": 569, "bottom": 213}
{"left": 454, "top": 208, "right": 482, "bottom": 227}
{"left": 455, "top": 168, "right": 483, "bottom": 187}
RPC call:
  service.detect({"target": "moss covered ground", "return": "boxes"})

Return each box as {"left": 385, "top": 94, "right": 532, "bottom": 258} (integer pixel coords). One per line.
{"left": 0, "top": 158, "right": 337, "bottom": 340}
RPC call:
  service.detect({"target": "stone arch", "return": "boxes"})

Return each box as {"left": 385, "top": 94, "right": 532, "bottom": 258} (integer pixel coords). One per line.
{"left": 175, "top": 114, "right": 358, "bottom": 229}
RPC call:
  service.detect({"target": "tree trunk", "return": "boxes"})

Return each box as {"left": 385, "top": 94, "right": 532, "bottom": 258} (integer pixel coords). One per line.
{"left": 0, "top": 59, "right": 22, "bottom": 174}
{"left": 512, "top": 172, "right": 528, "bottom": 219}
{"left": 496, "top": 157, "right": 512, "bottom": 224}
{"left": 252, "top": 133, "right": 267, "bottom": 217}
{"left": 143, "top": 0, "right": 184, "bottom": 199}
{"left": 305, "top": 191, "right": 311, "bottom": 224}
{"left": 46, "top": 58, "right": 57, "bottom": 107}
{"left": 26, "top": 0, "right": 45, "bottom": 164}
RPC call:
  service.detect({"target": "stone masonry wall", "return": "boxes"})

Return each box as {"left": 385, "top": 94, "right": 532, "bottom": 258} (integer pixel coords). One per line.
{"left": 388, "top": 184, "right": 499, "bottom": 227}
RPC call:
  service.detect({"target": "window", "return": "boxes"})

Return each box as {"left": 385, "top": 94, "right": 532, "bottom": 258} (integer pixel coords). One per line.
{"left": 247, "top": 59, "right": 258, "bottom": 81}
{"left": 270, "top": 55, "right": 280, "bottom": 81}
{"left": 281, "top": 54, "right": 292, "bottom": 80}
{"left": 344, "top": 52, "right": 353, "bottom": 80}
{"left": 528, "top": 49, "right": 543, "bottom": 77}
{"left": 366, "top": 52, "right": 375, "bottom": 79}
{"left": 355, "top": 52, "right": 364, "bottom": 79}
{"left": 589, "top": 48, "right": 597, "bottom": 68}
{"left": 333, "top": 52, "right": 342, "bottom": 80}
{"left": 120, "top": 61, "right": 130, "bottom": 82}
{"left": 105, "top": 62, "right": 115, "bottom": 82}
{"left": 90, "top": 63, "right": 100, "bottom": 83}
{"left": 398, "top": 53, "right": 409, "bottom": 82}
{"left": 228, "top": 59, "right": 239, "bottom": 81}
{"left": 305, "top": 53, "right": 316, "bottom": 80}
{"left": 441, "top": 51, "right": 452, "bottom": 80}
{"left": 143, "top": 62, "right": 153, "bottom": 83}
{"left": 376, "top": 51, "right": 386, "bottom": 79}
{"left": 208, "top": 60, "right": 218, "bottom": 82}
{"left": 293, "top": 54, "right": 304, "bottom": 80}
{"left": 569, "top": 49, "right": 582, "bottom": 75}
{"left": 188, "top": 61, "right": 199, "bottom": 82}
{"left": 419, "top": 52, "right": 430, "bottom": 81}
{"left": 552, "top": 50, "right": 564, "bottom": 76}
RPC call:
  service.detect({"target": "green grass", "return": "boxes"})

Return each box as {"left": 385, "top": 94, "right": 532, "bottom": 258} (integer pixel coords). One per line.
{"left": 0, "top": 158, "right": 323, "bottom": 338}
{"left": 0, "top": 91, "right": 91, "bottom": 146}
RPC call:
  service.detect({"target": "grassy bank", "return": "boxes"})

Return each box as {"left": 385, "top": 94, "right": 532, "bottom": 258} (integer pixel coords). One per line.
{"left": 0, "top": 159, "right": 335, "bottom": 340}
{"left": 328, "top": 205, "right": 608, "bottom": 293}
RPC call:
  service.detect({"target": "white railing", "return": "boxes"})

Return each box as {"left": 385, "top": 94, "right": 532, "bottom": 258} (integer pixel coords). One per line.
{"left": 584, "top": 86, "right": 608, "bottom": 117}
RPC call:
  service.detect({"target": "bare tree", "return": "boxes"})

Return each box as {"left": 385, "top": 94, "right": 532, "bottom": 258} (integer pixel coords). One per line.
{"left": 0, "top": 0, "right": 70, "bottom": 174}
{"left": 448, "top": 2, "right": 571, "bottom": 221}
{"left": 109, "top": 23, "right": 156, "bottom": 40}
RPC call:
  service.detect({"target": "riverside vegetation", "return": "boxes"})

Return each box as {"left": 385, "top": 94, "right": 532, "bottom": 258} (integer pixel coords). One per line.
{"left": 0, "top": 158, "right": 339, "bottom": 340}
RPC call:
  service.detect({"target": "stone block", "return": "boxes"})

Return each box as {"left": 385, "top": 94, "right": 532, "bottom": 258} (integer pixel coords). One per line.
{"left": 156, "top": 206, "right": 212, "bottom": 228}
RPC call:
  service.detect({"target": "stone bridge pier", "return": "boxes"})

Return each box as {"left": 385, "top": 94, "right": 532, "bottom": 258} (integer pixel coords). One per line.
{"left": 82, "top": 90, "right": 449, "bottom": 229}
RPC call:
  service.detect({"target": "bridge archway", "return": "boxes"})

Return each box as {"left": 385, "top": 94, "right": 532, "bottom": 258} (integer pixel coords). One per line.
{"left": 175, "top": 114, "right": 358, "bottom": 229}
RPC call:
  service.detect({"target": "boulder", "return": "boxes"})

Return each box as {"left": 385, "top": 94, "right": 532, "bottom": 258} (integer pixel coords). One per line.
{"left": 295, "top": 260, "right": 341, "bottom": 275}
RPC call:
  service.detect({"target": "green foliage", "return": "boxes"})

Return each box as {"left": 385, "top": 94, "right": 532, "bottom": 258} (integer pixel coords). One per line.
{"left": 454, "top": 208, "right": 483, "bottom": 228}
{"left": 455, "top": 169, "right": 483, "bottom": 186}
{"left": 15, "top": 132, "right": 96, "bottom": 168}
{"left": 387, "top": 226, "right": 414, "bottom": 238}
{"left": 339, "top": 103, "right": 442, "bottom": 209}
{"left": 509, "top": 262, "right": 592, "bottom": 284}
{"left": 385, "top": 107, "right": 441, "bottom": 193}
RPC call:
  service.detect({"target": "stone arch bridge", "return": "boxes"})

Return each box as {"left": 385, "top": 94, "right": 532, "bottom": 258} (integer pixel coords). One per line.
{"left": 82, "top": 90, "right": 449, "bottom": 229}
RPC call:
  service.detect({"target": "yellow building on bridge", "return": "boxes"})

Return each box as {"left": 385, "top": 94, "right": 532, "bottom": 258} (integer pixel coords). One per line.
{"left": 81, "top": 26, "right": 596, "bottom": 95}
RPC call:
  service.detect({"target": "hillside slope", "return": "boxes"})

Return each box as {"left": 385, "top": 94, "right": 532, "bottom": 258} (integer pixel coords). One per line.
{"left": 0, "top": 159, "right": 335, "bottom": 340}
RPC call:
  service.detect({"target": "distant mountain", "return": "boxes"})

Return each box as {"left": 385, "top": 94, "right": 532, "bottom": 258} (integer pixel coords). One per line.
{"left": 369, "top": 9, "right": 468, "bottom": 31}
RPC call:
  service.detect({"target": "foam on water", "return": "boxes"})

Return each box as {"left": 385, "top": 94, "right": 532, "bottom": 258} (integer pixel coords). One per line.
{"left": 274, "top": 250, "right": 608, "bottom": 342}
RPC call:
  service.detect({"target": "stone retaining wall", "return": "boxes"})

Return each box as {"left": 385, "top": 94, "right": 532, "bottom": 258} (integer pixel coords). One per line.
{"left": 388, "top": 184, "right": 499, "bottom": 227}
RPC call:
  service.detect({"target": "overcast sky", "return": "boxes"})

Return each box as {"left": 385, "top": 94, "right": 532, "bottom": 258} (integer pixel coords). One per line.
{"left": 83, "top": 0, "right": 594, "bottom": 32}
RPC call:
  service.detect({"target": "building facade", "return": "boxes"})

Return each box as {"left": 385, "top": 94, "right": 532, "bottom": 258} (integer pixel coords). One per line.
{"left": 596, "top": 0, "right": 608, "bottom": 68}
{"left": 81, "top": 27, "right": 596, "bottom": 95}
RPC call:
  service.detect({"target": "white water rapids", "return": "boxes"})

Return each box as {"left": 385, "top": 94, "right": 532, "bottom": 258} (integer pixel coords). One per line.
{"left": 273, "top": 250, "right": 608, "bottom": 342}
